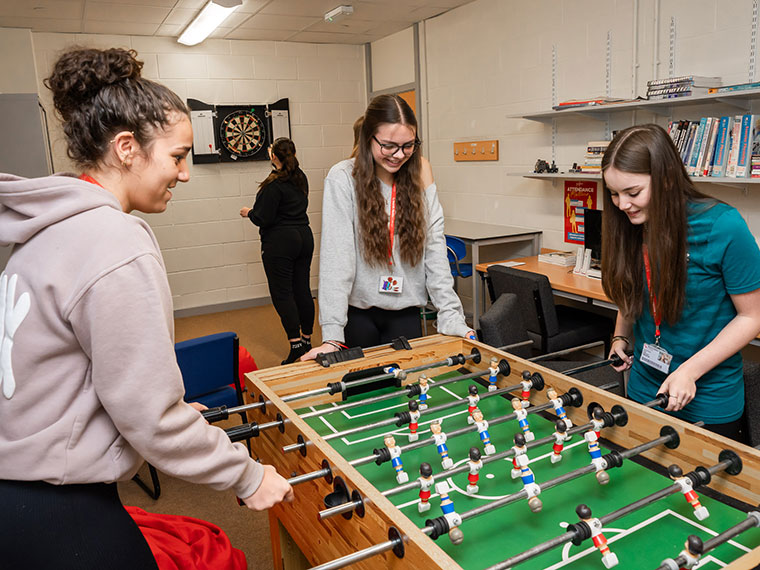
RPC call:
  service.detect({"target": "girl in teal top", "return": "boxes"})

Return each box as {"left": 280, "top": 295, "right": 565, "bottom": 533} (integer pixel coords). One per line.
{"left": 602, "top": 124, "right": 760, "bottom": 441}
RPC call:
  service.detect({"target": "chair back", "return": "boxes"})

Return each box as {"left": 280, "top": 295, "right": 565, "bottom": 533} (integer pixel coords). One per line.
{"left": 487, "top": 265, "right": 560, "bottom": 338}
{"left": 743, "top": 360, "right": 760, "bottom": 446}
{"left": 175, "top": 331, "right": 243, "bottom": 409}
{"left": 479, "top": 293, "right": 532, "bottom": 358}
{"left": 445, "top": 235, "right": 467, "bottom": 263}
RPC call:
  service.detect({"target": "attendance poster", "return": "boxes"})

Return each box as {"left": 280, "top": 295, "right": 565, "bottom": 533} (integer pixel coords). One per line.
{"left": 564, "top": 180, "right": 597, "bottom": 244}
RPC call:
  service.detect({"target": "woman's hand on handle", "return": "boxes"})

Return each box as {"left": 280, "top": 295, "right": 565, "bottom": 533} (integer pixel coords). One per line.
{"left": 609, "top": 338, "right": 633, "bottom": 372}
{"left": 300, "top": 342, "right": 340, "bottom": 362}
{"left": 241, "top": 465, "right": 294, "bottom": 511}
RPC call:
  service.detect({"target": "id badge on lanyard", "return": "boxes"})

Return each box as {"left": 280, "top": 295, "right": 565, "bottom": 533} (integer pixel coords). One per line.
{"left": 641, "top": 245, "right": 672, "bottom": 374}
{"left": 379, "top": 182, "right": 403, "bottom": 294}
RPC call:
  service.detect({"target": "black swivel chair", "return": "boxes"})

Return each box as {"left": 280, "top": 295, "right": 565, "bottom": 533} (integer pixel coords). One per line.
{"left": 479, "top": 293, "right": 532, "bottom": 359}
{"left": 742, "top": 360, "right": 760, "bottom": 447}
{"left": 486, "top": 265, "right": 613, "bottom": 355}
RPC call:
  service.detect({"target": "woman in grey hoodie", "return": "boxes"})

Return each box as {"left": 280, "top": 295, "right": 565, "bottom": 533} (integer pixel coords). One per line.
{"left": 0, "top": 47, "right": 292, "bottom": 569}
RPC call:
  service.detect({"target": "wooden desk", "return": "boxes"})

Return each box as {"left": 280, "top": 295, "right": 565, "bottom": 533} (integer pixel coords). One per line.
{"left": 444, "top": 219, "right": 542, "bottom": 329}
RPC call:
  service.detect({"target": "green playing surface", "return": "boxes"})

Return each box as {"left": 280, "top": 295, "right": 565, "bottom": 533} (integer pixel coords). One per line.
{"left": 297, "top": 371, "right": 760, "bottom": 569}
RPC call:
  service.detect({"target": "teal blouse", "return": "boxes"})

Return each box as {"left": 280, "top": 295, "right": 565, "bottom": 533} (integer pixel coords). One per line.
{"left": 627, "top": 201, "right": 760, "bottom": 424}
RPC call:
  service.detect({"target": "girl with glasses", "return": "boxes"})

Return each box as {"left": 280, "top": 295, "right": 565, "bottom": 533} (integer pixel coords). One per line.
{"left": 603, "top": 123, "right": 760, "bottom": 442}
{"left": 302, "top": 94, "right": 475, "bottom": 359}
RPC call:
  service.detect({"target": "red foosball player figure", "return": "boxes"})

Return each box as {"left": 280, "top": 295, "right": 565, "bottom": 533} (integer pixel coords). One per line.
{"left": 466, "top": 385, "right": 480, "bottom": 424}
{"left": 511, "top": 432, "right": 528, "bottom": 479}
{"left": 466, "top": 447, "right": 483, "bottom": 495}
{"left": 520, "top": 370, "right": 533, "bottom": 408}
{"left": 576, "top": 504, "right": 619, "bottom": 568}
{"left": 546, "top": 386, "right": 573, "bottom": 436}
{"left": 511, "top": 398, "right": 535, "bottom": 442}
{"left": 417, "top": 462, "right": 435, "bottom": 514}
{"left": 384, "top": 434, "right": 409, "bottom": 484}
{"left": 590, "top": 405, "right": 605, "bottom": 438}
{"left": 471, "top": 408, "right": 496, "bottom": 455}
{"left": 487, "top": 356, "right": 499, "bottom": 392}
{"left": 407, "top": 400, "right": 421, "bottom": 442}
{"left": 668, "top": 464, "right": 709, "bottom": 520}
{"left": 418, "top": 374, "right": 431, "bottom": 410}
{"left": 430, "top": 421, "right": 454, "bottom": 470}
{"left": 551, "top": 419, "right": 569, "bottom": 464}
{"left": 435, "top": 481, "right": 463, "bottom": 544}
{"left": 584, "top": 427, "right": 609, "bottom": 485}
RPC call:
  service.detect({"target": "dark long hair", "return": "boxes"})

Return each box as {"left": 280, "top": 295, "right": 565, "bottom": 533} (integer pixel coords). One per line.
{"left": 258, "top": 137, "right": 307, "bottom": 195}
{"left": 601, "top": 124, "right": 713, "bottom": 323}
{"left": 353, "top": 94, "right": 425, "bottom": 267}
{"left": 45, "top": 47, "right": 189, "bottom": 169}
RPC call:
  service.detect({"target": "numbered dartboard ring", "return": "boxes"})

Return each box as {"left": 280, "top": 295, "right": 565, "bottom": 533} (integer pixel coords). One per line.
{"left": 220, "top": 110, "right": 266, "bottom": 157}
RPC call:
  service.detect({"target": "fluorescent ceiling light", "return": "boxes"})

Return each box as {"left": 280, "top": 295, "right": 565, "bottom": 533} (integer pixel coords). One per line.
{"left": 324, "top": 5, "right": 353, "bottom": 23}
{"left": 177, "top": 0, "right": 242, "bottom": 46}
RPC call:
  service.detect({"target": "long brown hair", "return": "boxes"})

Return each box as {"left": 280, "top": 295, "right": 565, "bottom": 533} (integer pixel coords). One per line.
{"left": 353, "top": 95, "right": 425, "bottom": 267}
{"left": 259, "top": 137, "right": 307, "bottom": 195}
{"left": 601, "top": 124, "right": 713, "bottom": 323}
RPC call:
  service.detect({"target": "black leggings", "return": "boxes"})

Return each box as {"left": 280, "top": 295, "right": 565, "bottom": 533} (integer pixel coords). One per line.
{"left": 261, "top": 225, "right": 315, "bottom": 339}
{"left": 344, "top": 305, "right": 422, "bottom": 348}
{"left": 0, "top": 479, "right": 158, "bottom": 570}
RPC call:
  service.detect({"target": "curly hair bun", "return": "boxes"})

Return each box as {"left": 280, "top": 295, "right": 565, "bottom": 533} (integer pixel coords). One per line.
{"left": 46, "top": 47, "right": 143, "bottom": 119}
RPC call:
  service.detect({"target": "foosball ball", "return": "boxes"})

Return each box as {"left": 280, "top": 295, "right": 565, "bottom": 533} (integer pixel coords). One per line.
{"left": 233, "top": 335, "right": 760, "bottom": 569}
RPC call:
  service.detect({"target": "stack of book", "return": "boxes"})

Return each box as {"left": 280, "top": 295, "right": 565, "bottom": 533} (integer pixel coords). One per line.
{"left": 538, "top": 251, "right": 577, "bottom": 266}
{"left": 647, "top": 75, "right": 722, "bottom": 100}
{"left": 582, "top": 140, "right": 610, "bottom": 173}
{"left": 668, "top": 114, "right": 760, "bottom": 178}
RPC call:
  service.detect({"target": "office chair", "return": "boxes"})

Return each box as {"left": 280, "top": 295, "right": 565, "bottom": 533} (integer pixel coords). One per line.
{"left": 132, "top": 332, "right": 245, "bottom": 499}
{"left": 479, "top": 293, "right": 532, "bottom": 358}
{"left": 445, "top": 235, "right": 473, "bottom": 293}
{"left": 742, "top": 360, "right": 760, "bottom": 447}
{"left": 487, "top": 265, "right": 613, "bottom": 355}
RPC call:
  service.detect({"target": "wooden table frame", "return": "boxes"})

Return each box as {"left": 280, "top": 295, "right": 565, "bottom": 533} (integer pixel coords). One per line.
{"left": 245, "top": 335, "right": 760, "bottom": 570}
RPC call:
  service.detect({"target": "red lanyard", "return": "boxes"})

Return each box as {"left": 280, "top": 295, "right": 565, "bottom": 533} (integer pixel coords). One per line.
{"left": 387, "top": 182, "right": 397, "bottom": 267}
{"left": 642, "top": 244, "right": 661, "bottom": 344}
{"left": 79, "top": 173, "right": 104, "bottom": 188}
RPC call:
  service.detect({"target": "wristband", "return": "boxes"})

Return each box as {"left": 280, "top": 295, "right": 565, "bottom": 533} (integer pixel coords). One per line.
{"left": 611, "top": 335, "right": 630, "bottom": 346}
{"left": 324, "top": 340, "right": 347, "bottom": 350}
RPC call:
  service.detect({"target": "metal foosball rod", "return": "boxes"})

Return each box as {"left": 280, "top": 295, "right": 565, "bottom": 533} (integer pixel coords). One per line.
{"left": 201, "top": 346, "right": 486, "bottom": 422}
{"left": 486, "top": 450, "right": 742, "bottom": 569}
{"left": 308, "top": 527, "right": 406, "bottom": 570}
{"left": 657, "top": 511, "right": 760, "bottom": 570}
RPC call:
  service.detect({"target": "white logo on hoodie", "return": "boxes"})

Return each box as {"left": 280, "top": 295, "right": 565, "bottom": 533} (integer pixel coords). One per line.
{"left": 0, "top": 272, "right": 30, "bottom": 399}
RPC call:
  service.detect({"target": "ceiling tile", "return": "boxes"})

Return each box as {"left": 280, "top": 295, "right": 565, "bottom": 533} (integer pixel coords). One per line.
{"left": 83, "top": 19, "right": 160, "bottom": 35}
{"left": 306, "top": 18, "right": 377, "bottom": 35}
{"left": 0, "top": 16, "right": 83, "bottom": 32}
{"left": 0, "top": 0, "right": 84, "bottom": 19}
{"left": 225, "top": 28, "right": 296, "bottom": 41}
{"left": 259, "top": 0, "right": 338, "bottom": 18}
{"left": 84, "top": 2, "right": 170, "bottom": 24}
{"left": 289, "top": 31, "right": 368, "bottom": 45}
{"left": 239, "top": 13, "right": 316, "bottom": 31}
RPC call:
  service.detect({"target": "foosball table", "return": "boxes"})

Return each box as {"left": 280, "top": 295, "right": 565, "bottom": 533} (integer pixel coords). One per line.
{"left": 240, "top": 335, "right": 760, "bottom": 569}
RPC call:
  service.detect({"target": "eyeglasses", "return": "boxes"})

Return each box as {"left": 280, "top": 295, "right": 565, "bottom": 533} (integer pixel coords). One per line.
{"left": 372, "top": 135, "right": 420, "bottom": 156}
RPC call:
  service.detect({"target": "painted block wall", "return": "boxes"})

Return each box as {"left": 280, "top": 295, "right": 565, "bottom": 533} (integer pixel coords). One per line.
{"left": 29, "top": 32, "right": 366, "bottom": 312}
{"left": 423, "top": 0, "right": 760, "bottom": 251}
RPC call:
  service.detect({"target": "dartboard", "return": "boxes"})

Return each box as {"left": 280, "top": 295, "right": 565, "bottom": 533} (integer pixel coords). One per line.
{"left": 220, "top": 110, "right": 266, "bottom": 158}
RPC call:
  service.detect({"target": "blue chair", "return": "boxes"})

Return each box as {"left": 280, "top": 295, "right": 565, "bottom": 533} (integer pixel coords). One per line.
{"left": 132, "top": 332, "right": 245, "bottom": 500}
{"left": 175, "top": 331, "right": 244, "bottom": 409}
{"left": 445, "top": 235, "right": 473, "bottom": 292}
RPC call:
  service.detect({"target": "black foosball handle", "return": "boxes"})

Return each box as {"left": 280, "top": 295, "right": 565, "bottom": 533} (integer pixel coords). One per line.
{"left": 316, "top": 346, "right": 365, "bottom": 368}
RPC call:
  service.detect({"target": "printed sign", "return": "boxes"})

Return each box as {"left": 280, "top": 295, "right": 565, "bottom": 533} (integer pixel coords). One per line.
{"left": 564, "top": 180, "right": 598, "bottom": 244}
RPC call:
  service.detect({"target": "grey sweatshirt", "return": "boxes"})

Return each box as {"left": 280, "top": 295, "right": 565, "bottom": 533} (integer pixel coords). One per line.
{"left": 319, "top": 159, "right": 470, "bottom": 342}
{"left": 0, "top": 173, "right": 263, "bottom": 499}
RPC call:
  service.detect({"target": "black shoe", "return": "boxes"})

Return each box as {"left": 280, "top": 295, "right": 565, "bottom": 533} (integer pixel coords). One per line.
{"left": 281, "top": 340, "right": 308, "bottom": 365}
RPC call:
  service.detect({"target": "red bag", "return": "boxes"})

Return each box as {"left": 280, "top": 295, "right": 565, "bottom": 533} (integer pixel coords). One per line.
{"left": 235, "top": 346, "right": 258, "bottom": 391}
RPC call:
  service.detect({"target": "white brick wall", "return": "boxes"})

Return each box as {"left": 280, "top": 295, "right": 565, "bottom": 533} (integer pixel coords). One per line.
{"left": 32, "top": 32, "right": 366, "bottom": 312}
{"left": 424, "top": 0, "right": 760, "bottom": 252}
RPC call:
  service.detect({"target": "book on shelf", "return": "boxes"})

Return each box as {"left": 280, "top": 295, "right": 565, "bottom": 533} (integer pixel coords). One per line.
{"left": 711, "top": 116, "right": 733, "bottom": 177}
{"left": 647, "top": 90, "right": 711, "bottom": 100}
{"left": 735, "top": 114, "right": 754, "bottom": 178}
{"left": 701, "top": 118, "right": 720, "bottom": 176}
{"left": 647, "top": 75, "right": 722, "bottom": 88}
{"left": 687, "top": 118, "right": 709, "bottom": 175}
{"left": 538, "top": 251, "right": 577, "bottom": 266}
{"left": 552, "top": 97, "right": 626, "bottom": 110}
{"left": 708, "top": 81, "right": 760, "bottom": 94}
{"left": 681, "top": 122, "right": 699, "bottom": 164}
{"left": 725, "top": 115, "right": 744, "bottom": 177}
{"left": 647, "top": 85, "right": 713, "bottom": 97}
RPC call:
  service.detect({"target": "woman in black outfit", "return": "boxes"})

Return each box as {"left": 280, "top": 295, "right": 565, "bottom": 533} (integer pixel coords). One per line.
{"left": 240, "top": 138, "right": 315, "bottom": 364}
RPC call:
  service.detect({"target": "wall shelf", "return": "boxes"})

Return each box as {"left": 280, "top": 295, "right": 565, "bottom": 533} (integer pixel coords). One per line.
{"left": 514, "top": 172, "right": 760, "bottom": 186}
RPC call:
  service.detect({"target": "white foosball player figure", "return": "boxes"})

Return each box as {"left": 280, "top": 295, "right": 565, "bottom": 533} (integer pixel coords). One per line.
{"left": 668, "top": 464, "right": 709, "bottom": 520}
{"left": 471, "top": 408, "right": 496, "bottom": 455}
{"left": 418, "top": 374, "right": 430, "bottom": 410}
{"left": 436, "top": 481, "right": 463, "bottom": 545}
{"left": 487, "top": 357, "right": 499, "bottom": 392}
{"left": 546, "top": 386, "right": 572, "bottom": 437}
{"left": 511, "top": 432, "right": 528, "bottom": 479}
{"left": 417, "top": 462, "right": 435, "bottom": 513}
{"left": 430, "top": 421, "right": 454, "bottom": 470}
{"left": 384, "top": 434, "right": 408, "bottom": 484}
{"left": 514, "top": 450, "right": 542, "bottom": 512}
{"left": 576, "top": 504, "right": 618, "bottom": 568}
{"left": 511, "top": 398, "right": 535, "bottom": 442}
{"left": 584, "top": 428, "right": 609, "bottom": 485}
{"left": 466, "top": 447, "right": 483, "bottom": 494}
{"left": 466, "top": 385, "right": 480, "bottom": 424}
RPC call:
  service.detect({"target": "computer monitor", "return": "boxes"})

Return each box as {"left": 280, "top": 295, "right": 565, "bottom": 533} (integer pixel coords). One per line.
{"left": 584, "top": 208, "right": 603, "bottom": 262}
